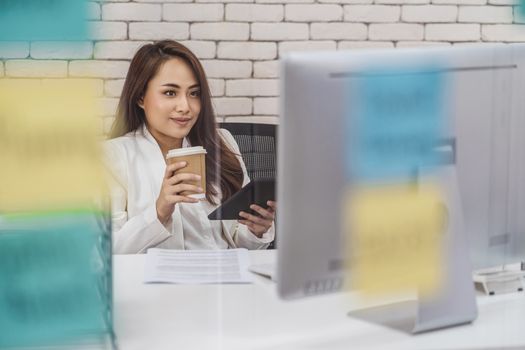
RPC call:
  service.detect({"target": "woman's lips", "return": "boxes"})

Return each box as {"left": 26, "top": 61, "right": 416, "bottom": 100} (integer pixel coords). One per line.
{"left": 170, "top": 118, "right": 191, "bottom": 126}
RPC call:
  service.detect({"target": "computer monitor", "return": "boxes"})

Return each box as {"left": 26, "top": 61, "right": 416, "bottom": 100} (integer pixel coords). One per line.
{"left": 276, "top": 44, "right": 525, "bottom": 300}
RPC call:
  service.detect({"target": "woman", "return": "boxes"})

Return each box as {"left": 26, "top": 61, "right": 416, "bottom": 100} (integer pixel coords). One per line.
{"left": 105, "top": 40, "right": 275, "bottom": 254}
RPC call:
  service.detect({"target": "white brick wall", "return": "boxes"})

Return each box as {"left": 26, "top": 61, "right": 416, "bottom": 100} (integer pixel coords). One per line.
{"left": 6, "top": 60, "right": 68, "bottom": 78}
{"left": 226, "top": 4, "right": 284, "bottom": 22}
{"left": 31, "top": 42, "right": 93, "bottom": 59}
{"left": 192, "top": 23, "right": 250, "bottom": 40}
{"left": 369, "top": 23, "right": 424, "bottom": 40}
{"left": 0, "top": 42, "right": 29, "bottom": 59}
{"left": 226, "top": 79, "right": 279, "bottom": 96}
{"left": 164, "top": 4, "right": 224, "bottom": 22}
{"left": 345, "top": 5, "right": 401, "bottom": 22}
{"left": 458, "top": 6, "right": 513, "bottom": 23}
{"left": 285, "top": 4, "right": 343, "bottom": 21}
{"left": 217, "top": 42, "right": 277, "bottom": 60}
{"left": 2, "top": 0, "right": 525, "bottom": 127}
{"left": 94, "top": 41, "right": 151, "bottom": 60}
{"left": 402, "top": 5, "right": 458, "bottom": 22}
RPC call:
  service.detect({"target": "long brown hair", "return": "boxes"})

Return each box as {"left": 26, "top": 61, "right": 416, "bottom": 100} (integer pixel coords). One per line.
{"left": 110, "top": 40, "right": 243, "bottom": 204}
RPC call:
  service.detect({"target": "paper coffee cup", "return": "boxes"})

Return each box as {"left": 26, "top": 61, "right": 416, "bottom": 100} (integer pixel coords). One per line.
{"left": 166, "top": 146, "right": 207, "bottom": 200}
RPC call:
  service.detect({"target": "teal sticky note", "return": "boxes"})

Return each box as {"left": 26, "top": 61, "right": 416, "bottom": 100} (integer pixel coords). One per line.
{"left": 346, "top": 67, "right": 446, "bottom": 183}
{"left": 0, "top": 212, "right": 110, "bottom": 348}
{"left": 0, "top": 0, "right": 88, "bottom": 41}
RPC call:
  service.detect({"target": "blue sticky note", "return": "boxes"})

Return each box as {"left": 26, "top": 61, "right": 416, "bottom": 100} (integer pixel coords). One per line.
{"left": 346, "top": 67, "right": 446, "bottom": 183}
{"left": 0, "top": 0, "right": 88, "bottom": 41}
{"left": 0, "top": 212, "right": 111, "bottom": 348}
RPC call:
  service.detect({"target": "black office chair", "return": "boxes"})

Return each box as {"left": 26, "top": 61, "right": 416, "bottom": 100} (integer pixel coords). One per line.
{"left": 219, "top": 122, "right": 278, "bottom": 249}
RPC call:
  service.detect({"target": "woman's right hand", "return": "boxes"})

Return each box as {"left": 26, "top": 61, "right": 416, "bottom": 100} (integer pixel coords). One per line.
{"left": 156, "top": 161, "right": 203, "bottom": 224}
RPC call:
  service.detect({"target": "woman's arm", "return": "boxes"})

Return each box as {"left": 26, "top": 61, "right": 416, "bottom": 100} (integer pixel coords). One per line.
{"left": 104, "top": 140, "right": 173, "bottom": 254}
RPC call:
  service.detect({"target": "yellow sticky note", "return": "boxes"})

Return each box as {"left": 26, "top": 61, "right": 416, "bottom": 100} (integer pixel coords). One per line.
{"left": 0, "top": 79, "right": 106, "bottom": 212}
{"left": 344, "top": 184, "right": 445, "bottom": 297}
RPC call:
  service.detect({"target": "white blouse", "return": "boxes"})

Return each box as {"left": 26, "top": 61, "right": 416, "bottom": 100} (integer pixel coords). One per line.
{"left": 104, "top": 125, "right": 275, "bottom": 254}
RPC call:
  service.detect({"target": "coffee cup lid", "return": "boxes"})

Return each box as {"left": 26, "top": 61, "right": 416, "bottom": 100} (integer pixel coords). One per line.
{"left": 166, "top": 146, "right": 207, "bottom": 158}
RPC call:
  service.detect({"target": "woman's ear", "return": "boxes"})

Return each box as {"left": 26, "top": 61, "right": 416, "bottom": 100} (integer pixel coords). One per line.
{"left": 137, "top": 96, "right": 145, "bottom": 109}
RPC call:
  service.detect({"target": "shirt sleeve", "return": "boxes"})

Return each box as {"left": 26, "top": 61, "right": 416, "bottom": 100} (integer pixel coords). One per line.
{"left": 104, "top": 140, "right": 172, "bottom": 254}
{"left": 218, "top": 129, "right": 275, "bottom": 249}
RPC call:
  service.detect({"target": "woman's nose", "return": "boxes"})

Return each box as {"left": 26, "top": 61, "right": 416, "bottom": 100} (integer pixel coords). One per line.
{"left": 175, "top": 95, "right": 190, "bottom": 114}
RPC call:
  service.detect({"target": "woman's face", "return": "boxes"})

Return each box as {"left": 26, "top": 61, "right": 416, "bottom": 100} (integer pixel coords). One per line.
{"left": 139, "top": 57, "right": 201, "bottom": 148}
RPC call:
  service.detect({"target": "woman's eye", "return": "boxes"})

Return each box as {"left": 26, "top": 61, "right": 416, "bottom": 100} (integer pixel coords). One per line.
{"left": 164, "top": 91, "right": 175, "bottom": 97}
{"left": 190, "top": 90, "right": 201, "bottom": 97}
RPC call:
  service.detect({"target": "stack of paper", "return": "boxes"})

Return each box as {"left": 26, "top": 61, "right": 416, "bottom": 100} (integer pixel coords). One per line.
{"left": 144, "top": 248, "right": 253, "bottom": 284}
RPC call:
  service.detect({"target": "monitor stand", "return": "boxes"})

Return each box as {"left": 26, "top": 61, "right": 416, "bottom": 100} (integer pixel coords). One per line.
{"left": 414, "top": 166, "right": 479, "bottom": 333}
{"left": 349, "top": 166, "right": 479, "bottom": 334}
{"left": 473, "top": 267, "right": 525, "bottom": 295}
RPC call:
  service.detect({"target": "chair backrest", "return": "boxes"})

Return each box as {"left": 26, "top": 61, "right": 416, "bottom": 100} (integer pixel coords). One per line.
{"left": 219, "top": 122, "right": 278, "bottom": 249}
{"left": 219, "top": 123, "right": 277, "bottom": 181}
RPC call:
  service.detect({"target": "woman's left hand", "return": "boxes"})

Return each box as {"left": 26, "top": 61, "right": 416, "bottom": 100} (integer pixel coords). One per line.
{"left": 238, "top": 200, "right": 276, "bottom": 238}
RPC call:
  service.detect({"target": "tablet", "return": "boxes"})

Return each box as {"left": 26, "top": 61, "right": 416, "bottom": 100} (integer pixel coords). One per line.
{"left": 208, "top": 178, "right": 275, "bottom": 220}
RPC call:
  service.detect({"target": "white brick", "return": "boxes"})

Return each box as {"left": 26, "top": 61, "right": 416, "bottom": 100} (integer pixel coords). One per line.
{"left": 344, "top": 5, "right": 400, "bottom": 22}
{"left": 338, "top": 0, "right": 374, "bottom": 4}
{"left": 191, "top": 23, "right": 249, "bottom": 41}
{"left": 425, "top": 23, "right": 480, "bottom": 41}
{"left": 253, "top": 97, "right": 279, "bottom": 115}
{"left": 180, "top": 41, "right": 216, "bottom": 59}
{"left": 279, "top": 41, "right": 336, "bottom": 55}
{"left": 226, "top": 4, "right": 284, "bottom": 22}
{"left": 377, "top": 0, "right": 429, "bottom": 5}
{"left": 45, "top": 79, "right": 103, "bottom": 97}
{"left": 208, "top": 79, "right": 225, "bottom": 97}
{"left": 338, "top": 41, "right": 395, "bottom": 49}
{"left": 105, "top": 79, "right": 125, "bottom": 97}
{"left": 69, "top": 60, "right": 130, "bottom": 78}
{"left": 164, "top": 4, "right": 224, "bottom": 22}
{"left": 94, "top": 41, "right": 150, "bottom": 59}
{"left": 482, "top": 24, "right": 525, "bottom": 41}
{"left": 257, "top": 0, "right": 313, "bottom": 3}
{"left": 226, "top": 79, "right": 279, "bottom": 96}
{"left": 136, "top": 0, "right": 191, "bottom": 2}
{"left": 202, "top": 60, "right": 252, "bottom": 78}
{"left": 129, "top": 23, "right": 189, "bottom": 40}
{"left": 197, "top": 0, "right": 251, "bottom": 3}
{"left": 5, "top": 60, "right": 68, "bottom": 78}
{"left": 397, "top": 41, "right": 452, "bottom": 47}
{"left": 102, "top": 3, "right": 161, "bottom": 21}
{"left": 311, "top": 23, "right": 368, "bottom": 40}
{"left": 217, "top": 42, "right": 277, "bottom": 60}
{"left": 0, "top": 42, "right": 29, "bottom": 59}
{"left": 402, "top": 5, "right": 457, "bottom": 22}
{"left": 458, "top": 6, "right": 513, "bottom": 23}
{"left": 223, "top": 116, "right": 279, "bottom": 124}
{"left": 369, "top": 23, "right": 424, "bottom": 40}
{"left": 285, "top": 4, "right": 343, "bottom": 21}
{"left": 254, "top": 60, "right": 279, "bottom": 78}
{"left": 87, "top": 2, "right": 101, "bottom": 20}
{"left": 96, "top": 98, "right": 120, "bottom": 117}
{"left": 30, "top": 42, "right": 93, "bottom": 59}
{"left": 489, "top": 0, "right": 517, "bottom": 4}
{"left": 213, "top": 97, "right": 252, "bottom": 116}
{"left": 89, "top": 22, "right": 127, "bottom": 40}
{"left": 252, "top": 23, "right": 309, "bottom": 40}
{"left": 432, "top": 0, "right": 485, "bottom": 5}
{"left": 516, "top": 11, "right": 525, "bottom": 24}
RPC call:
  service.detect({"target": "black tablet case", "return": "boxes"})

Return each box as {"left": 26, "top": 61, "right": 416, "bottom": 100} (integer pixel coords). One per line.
{"left": 208, "top": 178, "right": 275, "bottom": 220}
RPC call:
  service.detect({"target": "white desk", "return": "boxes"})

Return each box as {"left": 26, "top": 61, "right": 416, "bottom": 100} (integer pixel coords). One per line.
{"left": 113, "top": 250, "right": 525, "bottom": 350}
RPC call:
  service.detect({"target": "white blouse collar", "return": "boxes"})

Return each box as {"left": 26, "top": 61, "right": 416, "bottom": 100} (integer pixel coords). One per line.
{"left": 139, "top": 123, "right": 191, "bottom": 149}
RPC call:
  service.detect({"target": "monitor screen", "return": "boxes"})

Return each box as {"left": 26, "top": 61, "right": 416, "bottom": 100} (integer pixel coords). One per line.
{"left": 277, "top": 44, "right": 525, "bottom": 300}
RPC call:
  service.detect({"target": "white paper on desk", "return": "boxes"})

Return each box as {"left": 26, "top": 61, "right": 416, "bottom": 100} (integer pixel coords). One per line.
{"left": 144, "top": 248, "right": 253, "bottom": 284}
